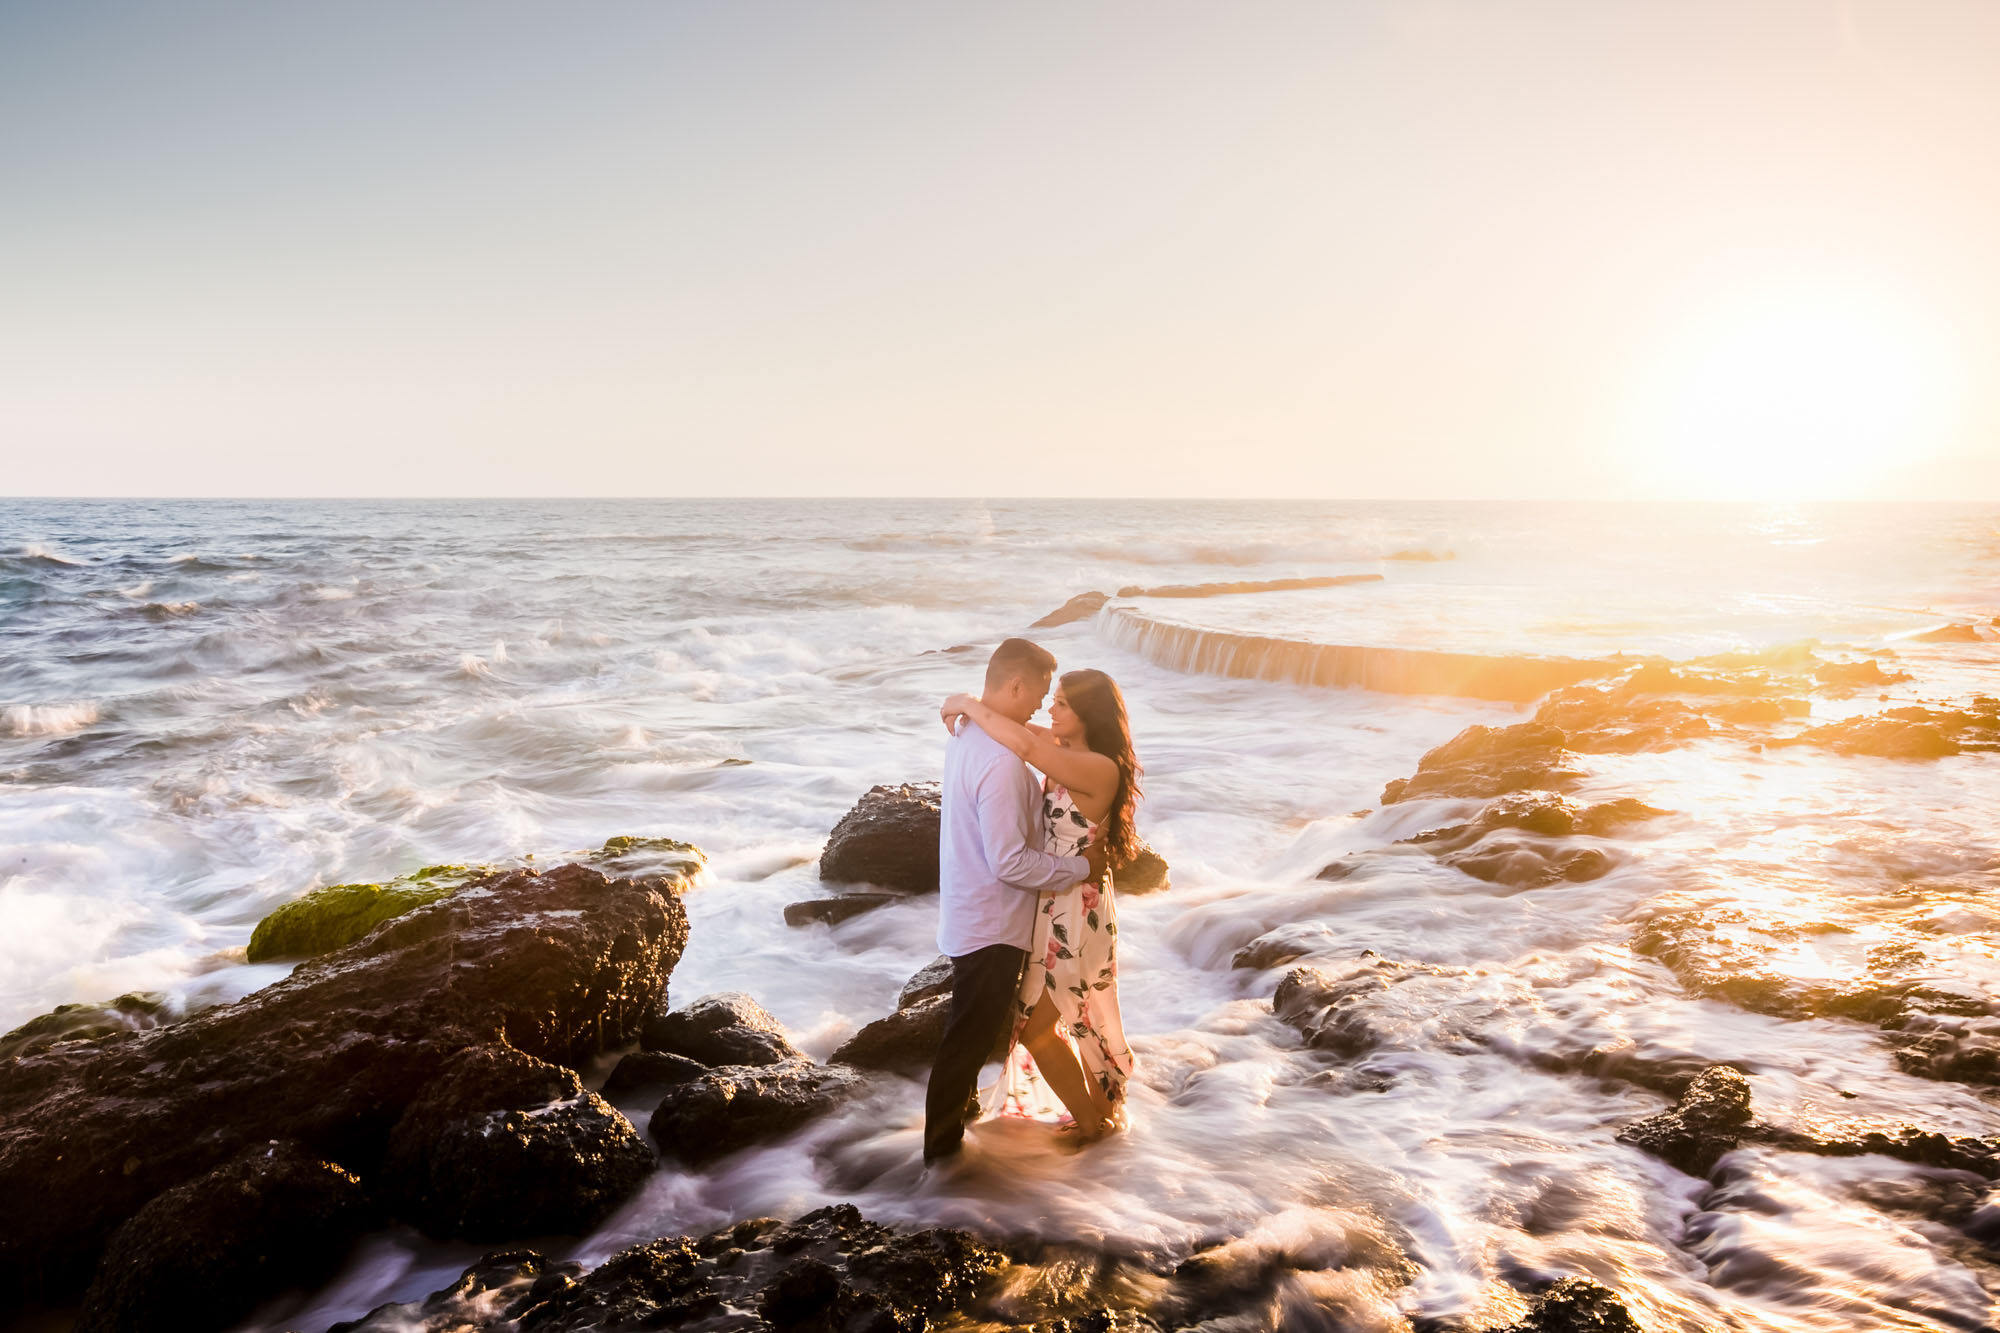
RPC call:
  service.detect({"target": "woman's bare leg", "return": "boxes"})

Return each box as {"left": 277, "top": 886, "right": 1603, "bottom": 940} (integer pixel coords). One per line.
{"left": 1019, "top": 991, "right": 1108, "bottom": 1136}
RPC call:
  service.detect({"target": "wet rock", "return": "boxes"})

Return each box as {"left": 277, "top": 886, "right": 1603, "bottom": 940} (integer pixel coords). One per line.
{"left": 0, "top": 859, "right": 693, "bottom": 1308}
{"left": 1233, "top": 922, "right": 1342, "bottom": 971}
{"left": 1444, "top": 842, "right": 1616, "bottom": 890}
{"left": 784, "top": 893, "right": 899, "bottom": 927}
{"left": 1915, "top": 622, "right": 1984, "bottom": 643}
{"left": 830, "top": 994, "right": 950, "bottom": 1070}
{"left": 1486, "top": 1276, "right": 1642, "bottom": 1333}
{"left": 382, "top": 1045, "right": 654, "bottom": 1241}
{"left": 640, "top": 991, "right": 801, "bottom": 1067}
{"left": 1772, "top": 699, "right": 2000, "bottom": 759}
{"left": 819, "top": 782, "right": 942, "bottom": 893}
{"left": 75, "top": 1140, "right": 370, "bottom": 1333}
{"left": 1814, "top": 658, "right": 1912, "bottom": 690}
{"left": 1032, "top": 590, "right": 1111, "bottom": 627}
{"left": 600, "top": 1050, "right": 706, "bottom": 1101}
{"left": 1273, "top": 957, "right": 1460, "bottom": 1058}
{"left": 336, "top": 1204, "right": 1008, "bottom": 1333}
{"left": 0, "top": 991, "right": 170, "bottom": 1060}
{"left": 898, "top": 956, "right": 954, "bottom": 1009}
{"left": 649, "top": 1058, "right": 863, "bottom": 1164}
{"left": 245, "top": 864, "right": 481, "bottom": 962}
{"left": 1119, "top": 842, "right": 1172, "bottom": 893}
{"left": 1615, "top": 1065, "right": 1755, "bottom": 1177}
{"left": 1315, "top": 857, "right": 1360, "bottom": 881}
{"left": 1535, "top": 687, "right": 1718, "bottom": 753}
{"left": 1750, "top": 1120, "right": 2000, "bottom": 1178}
{"left": 1381, "top": 724, "right": 1582, "bottom": 804}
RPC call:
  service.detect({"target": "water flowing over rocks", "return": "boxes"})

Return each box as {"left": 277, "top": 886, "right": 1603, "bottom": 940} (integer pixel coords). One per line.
{"left": 0, "top": 990, "right": 170, "bottom": 1059}
{"left": 0, "top": 857, "right": 694, "bottom": 1315}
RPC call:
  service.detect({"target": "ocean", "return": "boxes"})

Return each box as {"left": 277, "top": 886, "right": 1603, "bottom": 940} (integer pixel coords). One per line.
{"left": 3, "top": 497, "right": 1997, "bottom": 1330}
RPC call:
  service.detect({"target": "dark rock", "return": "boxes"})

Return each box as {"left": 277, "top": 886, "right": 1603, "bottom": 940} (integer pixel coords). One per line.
{"left": 1615, "top": 1066, "right": 1754, "bottom": 1177}
{"left": 0, "top": 859, "right": 693, "bottom": 1308}
{"left": 74, "top": 1140, "right": 370, "bottom": 1333}
{"left": 1031, "top": 591, "right": 1111, "bottom": 627}
{"left": 784, "top": 893, "right": 899, "bottom": 927}
{"left": 897, "top": 956, "right": 954, "bottom": 1009}
{"left": 1444, "top": 842, "right": 1616, "bottom": 890}
{"left": 336, "top": 1204, "right": 1007, "bottom": 1333}
{"left": 1315, "top": 858, "right": 1359, "bottom": 881}
{"left": 649, "top": 1058, "right": 862, "bottom": 1164}
{"left": 1381, "top": 723, "right": 1583, "bottom": 804}
{"left": 601, "top": 1050, "right": 707, "bottom": 1101}
{"left": 0, "top": 991, "right": 170, "bottom": 1060}
{"left": 830, "top": 994, "right": 951, "bottom": 1070}
{"left": 1118, "top": 842, "right": 1171, "bottom": 894}
{"left": 1813, "top": 658, "right": 1911, "bottom": 689}
{"left": 382, "top": 1045, "right": 654, "bottom": 1241}
{"left": 1232, "top": 923, "right": 1341, "bottom": 971}
{"left": 1273, "top": 957, "right": 1461, "bottom": 1058}
{"left": 1486, "top": 1276, "right": 1642, "bottom": 1333}
{"left": 820, "top": 782, "right": 942, "bottom": 893}
{"left": 640, "top": 992, "right": 801, "bottom": 1067}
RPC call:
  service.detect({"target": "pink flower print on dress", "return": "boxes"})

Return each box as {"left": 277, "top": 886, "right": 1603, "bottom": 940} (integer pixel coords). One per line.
{"left": 1081, "top": 883, "right": 1100, "bottom": 911}
{"left": 1044, "top": 939, "right": 1060, "bottom": 971}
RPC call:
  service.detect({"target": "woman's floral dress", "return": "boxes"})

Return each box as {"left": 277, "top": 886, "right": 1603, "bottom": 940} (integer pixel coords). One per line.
{"left": 987, "top": 779, "right": 1135, "bottom": 1127}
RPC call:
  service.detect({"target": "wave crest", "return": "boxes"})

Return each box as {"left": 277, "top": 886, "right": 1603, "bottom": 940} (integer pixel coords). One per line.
{"left": 3, "top": 702, "right": 102, "bottom": 736}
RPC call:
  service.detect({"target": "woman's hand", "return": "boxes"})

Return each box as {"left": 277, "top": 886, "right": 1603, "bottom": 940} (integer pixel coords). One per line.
{"left": 940, "top": 692, "right": 978, "bottom": 734}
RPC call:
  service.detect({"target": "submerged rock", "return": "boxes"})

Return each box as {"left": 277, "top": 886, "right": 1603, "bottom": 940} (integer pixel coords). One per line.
{"left": 1031, "top": 590, "right": 1112, "bottom": 627}
{"left": 382, "top": 1045, "right": 654, "bottom": 1241}
{"left": 332, "top": 1204, "right": 1007, "bottom": 1333}
{"left": 1444, "top": 842, "right": 1617, "bottom": 890}
{"left": 1614, "top": 1066, "right": 1755, "bottom": 1177}
{"left": 75, "top": 1140, "right": 370, "bottom": 1333}
{"left": 820, "top": 782, "right": 943, "bottom": 893}
{"left": 648, "top": 1058, "right": 863, "bottom": 1164}
{"left": 246, "top": 864, "right": 482, "bottom": 963}
{"left": 0, "top": 859, "right": 693, "bottom": 1310}
{"left": 641, "top": 991, "right": 801, "bottom": 1067}
{"left": 1771, "top": 698, "right": 2000, "bottom": 759}
{"left": 784, "top": 892, "right": 900, "bottom": 927}
{"left": 1273, "top": 957, "right": 1464, "bottom": 1058}
{"left": 0, "top": 991, "right": 170, "bottom": 1060}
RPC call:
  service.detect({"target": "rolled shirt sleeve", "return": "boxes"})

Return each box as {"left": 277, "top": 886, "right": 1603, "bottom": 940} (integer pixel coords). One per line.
{"left": 975, "top": 754, "right": 1090, "bottom": 892}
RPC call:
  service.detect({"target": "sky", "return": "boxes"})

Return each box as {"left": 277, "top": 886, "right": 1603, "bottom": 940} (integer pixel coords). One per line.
{"left": 2, "top": 1, "right": 1997, "bottom": 500}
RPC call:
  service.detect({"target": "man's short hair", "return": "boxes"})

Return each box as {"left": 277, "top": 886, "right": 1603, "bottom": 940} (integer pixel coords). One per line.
{"left": 985, "top": 637, "right": 1057, "bottom": 690}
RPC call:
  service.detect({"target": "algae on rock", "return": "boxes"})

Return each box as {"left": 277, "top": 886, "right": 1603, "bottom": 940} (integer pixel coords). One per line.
{"left": 245, "top": 864, "right": 486, "bottom": 963}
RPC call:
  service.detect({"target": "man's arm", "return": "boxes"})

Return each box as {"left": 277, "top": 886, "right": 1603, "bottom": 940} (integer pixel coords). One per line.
{"left": 974, "top": 754, "right": 1090, "bottom": 892}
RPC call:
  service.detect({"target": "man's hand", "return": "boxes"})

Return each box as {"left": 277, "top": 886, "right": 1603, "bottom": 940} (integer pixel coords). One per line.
{"left": 1084, "top": 838, "right": 1110, "bottom": 886}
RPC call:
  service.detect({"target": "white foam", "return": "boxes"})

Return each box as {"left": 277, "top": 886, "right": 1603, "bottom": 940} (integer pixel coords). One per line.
{"left": 3, "top": 702, "right": 101, "bottom": 736}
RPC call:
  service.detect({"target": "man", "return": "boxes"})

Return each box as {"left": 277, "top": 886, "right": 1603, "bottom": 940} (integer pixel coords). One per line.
{"left": 923, "top": 636, "right": 1108, "bottom": 1167}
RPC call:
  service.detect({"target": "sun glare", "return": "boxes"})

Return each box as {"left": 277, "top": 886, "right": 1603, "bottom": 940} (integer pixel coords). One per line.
{"left": 1630, "top": 292, "right": 1956, "bottom": 500}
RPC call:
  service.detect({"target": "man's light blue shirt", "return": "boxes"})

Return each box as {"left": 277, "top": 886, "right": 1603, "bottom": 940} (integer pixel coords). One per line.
{"left": 937, "top": 720, "right": 1091, "bottom": 957}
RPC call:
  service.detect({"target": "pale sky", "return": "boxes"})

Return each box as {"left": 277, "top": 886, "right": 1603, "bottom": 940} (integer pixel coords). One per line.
{"left": 3, "top": 1, "right": 1997, "bottom": 499}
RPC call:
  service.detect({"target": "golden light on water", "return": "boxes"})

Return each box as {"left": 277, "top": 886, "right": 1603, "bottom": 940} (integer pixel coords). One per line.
{"left": 1629, "top": 290, "right": 1961, "bottom": 501}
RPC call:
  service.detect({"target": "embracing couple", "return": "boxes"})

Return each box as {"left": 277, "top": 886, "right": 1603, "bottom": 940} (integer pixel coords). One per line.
{"left": 922, "top": 636, "right": 1144, "bottom": 1168}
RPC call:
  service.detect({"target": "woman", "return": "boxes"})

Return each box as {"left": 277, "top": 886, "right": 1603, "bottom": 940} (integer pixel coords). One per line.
{"left": 940, "top": 668, "right": 1141, "bottom": 1144}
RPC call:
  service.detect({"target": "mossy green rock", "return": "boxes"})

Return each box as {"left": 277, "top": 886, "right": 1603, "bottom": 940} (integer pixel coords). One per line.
{"left": 247, "top": 865, "right": 487, "bottom": 963}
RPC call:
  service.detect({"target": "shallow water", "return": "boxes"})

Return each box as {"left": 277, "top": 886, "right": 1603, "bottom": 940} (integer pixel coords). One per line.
{"left": 3, "top": 498, "right": 1998, "bottom": 1331}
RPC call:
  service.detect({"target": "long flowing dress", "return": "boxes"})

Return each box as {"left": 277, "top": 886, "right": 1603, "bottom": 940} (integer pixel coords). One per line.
{"left": 987, "top": 779, "right": 1135, "bottom": 1128}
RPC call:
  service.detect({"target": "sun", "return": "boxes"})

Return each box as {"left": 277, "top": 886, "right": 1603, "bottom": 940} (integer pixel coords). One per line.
{"left": 1628, "top": 291, "right": 1956, "bottom": 500}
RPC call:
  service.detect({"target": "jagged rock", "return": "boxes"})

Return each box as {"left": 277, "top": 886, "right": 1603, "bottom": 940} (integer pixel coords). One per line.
{"left": 784, "top": 893, "right": 899, "bottom": 927}
{"left": 74, "top": 1141, "right": 370, "bottom": 1333}
{"left": 1813, "top": 658, "right": 1911, "bottom": 690}
{"left": 1381, "top": 724, "right": 1583, "bottom": 804}
{"left": 640, "top": 992, "right": 801, "bottom": 1067}
{"left": 897, "top": 956, "right": 954, "bottom": 1009}
{"left": 382, "top": 1045, "right": 654, "bottom": 1241}
{"left": 649, "top": 1059, "right": 863, "bottom": 1164}
{"left": 1031, "top": 591, "right": 1111, "bottom": 627}
{"left": 600, "top": 1050, "right": 706, "bottom": 1101}
{"left": 1403, "top": 792, "right": 1669, "bottom": 852}
{"left": 0, "top": 991, "right": 170, "bottom": 1060}
{"left": 332, "top": 1205, "right": 1008, "bottom": 1333}
{"left": 0, "top": 859, "right": 693, "bottom": 1309}
{"left": 820, "top": 783, "right": 943, "bottom": 893}
{"left": 1615, "top": 1066, "right": 1754, "bottom": 1177}
{"left": 1119, "top": 843, "right": 1171, "bottom": 893}
{"left": 1771, "top": 699, "right": 2000, "bottom": 759}
{"left": 1485, "top": 1276, "right": 1642, "bottom": 1333}
{"left": 830, "top": 995, "right": 951, "bottom": 1070}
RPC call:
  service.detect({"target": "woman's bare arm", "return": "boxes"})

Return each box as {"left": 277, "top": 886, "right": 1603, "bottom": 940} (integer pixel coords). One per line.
{"left": 941, "top": 693, "right": 1118, "bottom": 808}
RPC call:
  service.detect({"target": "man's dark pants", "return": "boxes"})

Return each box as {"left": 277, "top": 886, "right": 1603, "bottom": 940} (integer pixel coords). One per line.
{"left": 922, "top": 942, "right": 1027, "bottom": 1165}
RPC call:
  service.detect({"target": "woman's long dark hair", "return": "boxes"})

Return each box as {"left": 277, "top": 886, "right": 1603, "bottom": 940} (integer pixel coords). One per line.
{"left": 1061, "top": 668, "right": 1144, "bottom": 869}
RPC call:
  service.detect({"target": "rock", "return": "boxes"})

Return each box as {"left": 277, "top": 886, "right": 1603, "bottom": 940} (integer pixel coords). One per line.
{"left": 0, "top": 991, "right": 170, "bottom": 1060}
{"left": 830, "top": 994, "right": 951, "bottom": 1070}
{"left": 649, "top": 1059, "right": 863, "bottom": 1165}
{"left": 333, "top": 1204, "right": 1006, "bottom": 1333}
{"left": 1486, "top": 1276, "right": 1642, "bottom": 1333}
{"left": 1232, "top": 923, "right": 1342, "bottom": 971}
{"left": 1444, "top": 842, "right": 1616, "bottom": 890}
{"left": 601, "top": 1050, "right": 706, "bottom": 1101}
{"left": 640, "top": 992, "right": 801, "bottom": 1067}
{"left": 1381, "top": 724, "right": 1583, "bottom": 804}
{"left": 1915, "top": 622, "right": 1983, "bottom": 643}
{"left": 1118, "top": 842, "right": 1171, "bottom": 893}
{"left": 74, "top": 1140, "right": 370, "bottom": 1333}
{"left": 1031, "top": 591, "right": 1111, "bottom": 627}
{"left": 382, "top": 1045, "right": 654, "bottom": 1241}
{"left": 784, "top": 893, "right": 899, "bottom": 927}
{"left": 819, "top": 782, "right": 942, "bottom": 893}
{"left": 0, "top": 859, "right": 693, "bottom": 1309}
{"left": 1814, "top": 658, "right": 1912, "bottom": 689}
{"left": 897, "top": 956, "right": 954, "bottom": 1009}
{"left": 1614, "top": 1066, "right": 1754, "bottom": 1177}
{"left": 245, "top": 863, "right": 485, "bottom": 962}
{"left": 1273, "top": 957, "right": 1461, "bottom": 1058}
